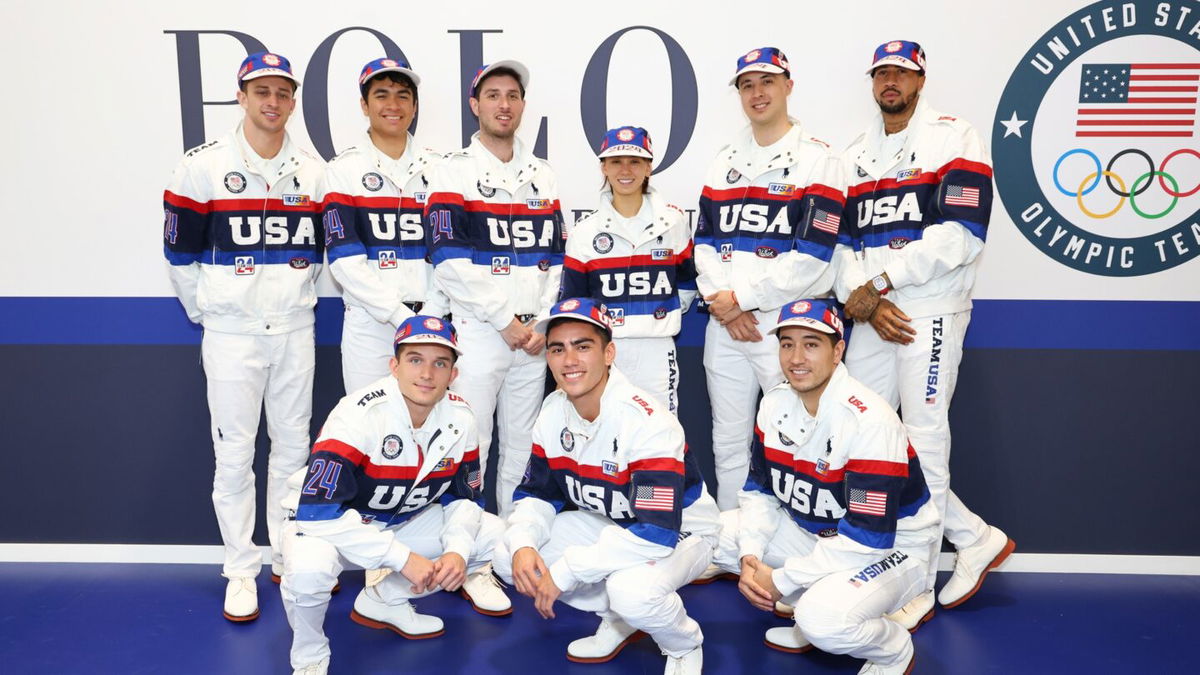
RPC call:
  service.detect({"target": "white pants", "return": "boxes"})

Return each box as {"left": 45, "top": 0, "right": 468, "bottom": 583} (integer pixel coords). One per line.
{"left": 613, "top": 336, "right": 680, "bottom": 416}
{"left": 449, "top": 314, "right": 546, "bottom": 517}
{"left": 340, "top": 304, "right": 395, "bottom": 394}
{"left": 713, "top": 510, "right": 925, "bottom": 668}
{"left": 845, "top": 311, "right": 989, "bottom": 588}
{"left": 280, "top": 506, "right": 504, "bottom": 669}
{"left": 202, "top": 326, "right": 314, "bottom": 578}
{"left": 493, "top": 511, "right": 715, "bottom": 657}
{"left": 702, "top": 310, "right": 785, "bottom": 510}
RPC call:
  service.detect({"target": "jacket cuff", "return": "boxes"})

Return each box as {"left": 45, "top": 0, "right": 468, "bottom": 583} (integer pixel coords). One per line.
{"left": 772, "top": 566, "right": 802, "bottom": 598}
{"left": 441, "top": 535, "right": 473, "bottom": 564}
{"left": 381, "top": 539, "right": 413, "bottom": 572}
{"left": 731, "top": 278, "right": 758, "bottom": 312}
{"left": 548, "top": 557, "right": 580, "bottom": 594}
{"left": 882, "top": 260, "right": 910, "bottom": 291}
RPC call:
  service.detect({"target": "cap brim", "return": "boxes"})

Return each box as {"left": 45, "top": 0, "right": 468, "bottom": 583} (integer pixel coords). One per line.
{"left": 729, "top": 63, "right": 787, "bottom": 86}
{"left": 866, "top": 56, "right": 923, "bottom": 75}
{"left": 242, "top": 69, "right": 302, "bottom": 87}
{"left": 769, "top": 318, "right": 839, "bottom": 337}
{"left": 362, "top": 65, "right": 421, "bottom": 87}
{"left": 473, "top": 59, "right": 530, "bottom": 94}
{"left": 598, "top": 144, "right": 653, "bottom": 160}
{"left": 395, "top": 336, "right": 463, "bottom": 356}
{"left": 534, "top": 312, "right": 610, "bottom": 336}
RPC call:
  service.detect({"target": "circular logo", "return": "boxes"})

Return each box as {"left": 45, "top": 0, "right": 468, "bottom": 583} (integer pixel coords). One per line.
{"left": 223, "top": 172, "right": 246, "bottom": 193}
{"left": 992, "top": 0, "right": 1200, "bottom": 276}
{"left": 593, "top": 233, "right": 614, "bottom": 254}
{"left": 790, "top": 300, "right": 812, "bottom": 314}
{"left": 382, "top": 59, "right": 398, "bottom": 68}
{"left": 755, "top": 245, "right": 777, "bottom": 259}
{"left": 362, "top": 172, "right": 384, "bottom": 191}
{"left": 744, "top": 49, "right": 760, "bottom": 62}
{"left": 778, "top": 432, "right": 795, "bottom": 447}
{"left": 559, "top": 299, "right": 581, "bottom": 311}
{"left": 560, "top": 428, "right": 575, "bottom": 452}
{"left": 381, "top": 434, "right": 403, "bottom": 459}
{"left": 537, "top": 258, "right": 551, "bottom": 271}
{"left": 889, "top": 237, "right": 910, "bottom": 250}
{"left": 288, "top": 257, "right": 310, "bottom": 269}
{"left": 653, "top": 306, "right": 668, "bottom": 320}
{"left": 726, "top": 168, "right": 741, "bottom": 184}
{"left": 617, "top": 128, "right": 635, "bottom": 142}
{"left": 237, "top": 63, "right": 252, "bottom": 80}
{"left": 423, "top": 317, "right": 444, "bottom": 331}
{"left": 885, "top": 41, "right": 903, "bottom": 53}
{"left": 262, "top": 53, "right": 281, "bottom": 66}
{"left": 477, "top": 181, "right": 496, "bottom": 198}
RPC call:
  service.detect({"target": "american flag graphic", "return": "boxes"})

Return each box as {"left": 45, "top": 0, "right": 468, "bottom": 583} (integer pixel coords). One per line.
{"left": 848, "top": 488, "right": 888, "bottom": 516}
{"left": 633, "top": 485, "right": 675, "bottom": 511}
{"left": 944, "top": 185, "right": 980, "bottom": 208}
{"left": 811, "top": 208, "right": 841, "bottom": 234}
{"left": 1076, "top": 63, "right": 1199, "bottom": 138}
{"left": 467, "top": 469, "right": 481, "bottom": 490}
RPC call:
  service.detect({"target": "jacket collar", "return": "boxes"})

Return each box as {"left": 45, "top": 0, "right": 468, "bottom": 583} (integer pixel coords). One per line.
{"left": 469, "top": 132, "right": 542, "bottom": 194}
{"left": 363, "top": 131, "right": 428, "bottom": 189}
{"left": 381, "top": 376, "right": 459, "bottom": 485}
{"left": 594, "top": 188, "right": 672, "bottom": 245}
{"left": 724, "top": 119, "right": 805, "bottom": 175}
{"left": 857, "top": 97, "right": 935, "bottom": 177}
{"left": 232, "top": 122, "right": 302, "bottom": 185}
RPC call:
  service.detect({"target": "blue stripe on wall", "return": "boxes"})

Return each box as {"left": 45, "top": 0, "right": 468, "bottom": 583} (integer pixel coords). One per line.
{"left": 0, "top": 297, "right": 1197, "bottom": 350}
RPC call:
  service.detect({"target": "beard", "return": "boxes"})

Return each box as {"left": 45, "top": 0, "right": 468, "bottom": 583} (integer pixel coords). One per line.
{"left": 876, "top": 90, "right": 918, "bottom": 115}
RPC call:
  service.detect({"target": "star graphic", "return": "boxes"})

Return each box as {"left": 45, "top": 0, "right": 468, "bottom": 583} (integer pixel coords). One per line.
{"left": 1000, "top": 111, "right": 1028, "bottom": 138}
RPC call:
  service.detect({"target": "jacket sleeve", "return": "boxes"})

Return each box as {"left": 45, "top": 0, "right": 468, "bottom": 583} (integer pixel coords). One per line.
{"left": 676, "top": 235, "right": 699, "bottom": 313}
{"left": 424, "top": 161, "right": 514, "bottom": 329}
{"left": 559, "top": 226, "right": 592, "bottom": 302}
{"left": 880, "top": 126, "right": 992, "bottom": 290}
{"left": 736, "top": 419, "right": 785, "bottom": 561}
{"left": 693, "top": 162, "right": 731, "bottom": 298}
{"left": 535, "top": 192, "right": 567, "bottom": 321}
{"left": 731, "top": 153, "right": 845, "bottom": 310}
{"left": 771, "top": 418, "right": 912, "bottom": 596}
{"left": 547, "top": 418, "right": 685, "bottom": 593}
{"left": 321, "top": 163, "right": 414, "bottom": 328}
{"left": 294, "top": 405, "right": 413, "bottom": 572}
{"left": 505, "top": 422, "right": 566, "bottom": 555}
{"left": 162, "top": 159, "right": 209, "bottom": 324}
{"left": 439, "top": 419, "right": 484, "bottom": 561}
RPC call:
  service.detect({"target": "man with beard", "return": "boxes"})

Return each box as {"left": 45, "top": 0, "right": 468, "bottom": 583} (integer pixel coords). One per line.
{"left": 834, "top": 40, "right": 1014, "bottom": 629}
{"left": 424, "top": 61, "right": 565, "bottom": 518}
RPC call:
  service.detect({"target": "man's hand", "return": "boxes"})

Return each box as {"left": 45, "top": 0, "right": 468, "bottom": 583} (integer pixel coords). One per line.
{"left": 869, "top": 299, "right": 916, "bottom": 345}
{"left": 737, "top": 555, "right": 776, "bottom": 612}
{"left": 430, "top": 552, "right": 468, "bottom": 592}
{"left": 704, "top": 291, "right": 742, "bottom": 323}
{"left": 532, "top": 572, "right": 562, "bottom": 619}
{"left": 511, "top": 547, "right": 549, "bottom": 599}
{"left": 400, "top": 552, "right": 436, "bottom": 594}
{"left": 500, "top": 318, "right": 532, "bottom": 351}
{"left": 845, "top": 283, "right": 881, "bottom": 322}
{"left": 522, "top": 330, "right": 546, "bottom": 356}
{"left": 724, "top": 311, "right": 762, "bottom": 342}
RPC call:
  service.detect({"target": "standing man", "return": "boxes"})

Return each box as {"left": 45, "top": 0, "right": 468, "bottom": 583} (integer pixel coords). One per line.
{"left": 835, "top": 41, "right": 1014, "bottom": 625}
{"left": 493, "top": 298, "right": 720, "bottom": 675}
{"left": 320, "top": 58, "right": 445, "bottom": 393}
{"left": 279, "top": 316, "right": 510, "bottom": 675}
{"left": 163, "top": 52, "right": 323, "bottom": 622}
{"left": 695, "top": 47, "right": 846, "bottom": 509}
{"left": 424, "top": 61, "right": 565, "bottom": 516}
{"left": 711, "top": 299, "right": 939, "bottom": 675}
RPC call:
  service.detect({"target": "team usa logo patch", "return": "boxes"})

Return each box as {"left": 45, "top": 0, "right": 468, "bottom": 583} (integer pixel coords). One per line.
{"left": 560, "top": 428, "right": 575, "bottom": 452}
{"left": 617, "top": 128, "right": 635, "bottom": 142}
{"left": 895, "top": 168, "right": 921, "bottom": 182}
{"left": 559, "top": 299, "right": 581, "bottom": 311}
{"left": 884, "top": 41, "right": 903, "bottom": 54}
{"left": 378, "top": 250, "right": 398, "bottom": 269}
{"left": 381, "top": 58, "right": 398, "bottom": 68}
{"left": 816, "top": 458, "right": 830, "bottom": 475}
{"left": 381, "top": 434, "right": 404, "bottom": 459}
{"left": 768, "top": 182, "right": 796, "bottom": 196}
{"left": 744, "top": 49, "right": 761, "bottom": 62}
{"left": 423, "top": 317, "right": 444, "bottom": 331}
{"left": 491, "top": 256, "right": 511, "bottom": 274}
{"left": 778, "top": 432, "right": 795, "bottom": 447}
{"left": 235, "top": 256, "right": 255, "bottom": 275}
{"left": 651, "top": 248, "right": 671, "bottom": 260}
{"left": 992, "top": 0, "right": 1200, "bottom": 276}
{"left": 527, "top": 198, "right": 551, "bottom": 209}
{"left": 601, "top": 460, "right": 619, "bottom": 476}
{"left": 283, "top": 194, "right": 311, "bottom": 206}
{"left": 224, "top": 171, "right": 246, "bottom": 194}
{"left": 726, "top": 168, "right": 742, "bottom": 184}
{"left": 434, "top": 458, "right": 453, "bottom": 472}
{"left": 790, "top": 300, "right": 812, "bottom": 314}
{"left": 262, "top": 53, "right": 282, "bottom": 66}
{"left": 476, "top": 181, "right": 496, "bottom": 198}
{"left": 288, "top": 257, "right": 310, "bottom": 269}
{"left": 592, "top": 233, "right": 614, "bottom": 254}
{"left": 362, "top": 173, "right": 384, "bottom": 191}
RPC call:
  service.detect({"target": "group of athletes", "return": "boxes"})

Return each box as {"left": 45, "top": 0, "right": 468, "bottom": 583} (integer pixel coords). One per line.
{"left": 163, "top": 39, "right": 1015, "bottom": 675}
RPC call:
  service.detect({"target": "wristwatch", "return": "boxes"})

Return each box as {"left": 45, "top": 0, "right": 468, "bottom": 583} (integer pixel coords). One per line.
{"left": 871, "top": 274, "right": 891, "bottom": 295}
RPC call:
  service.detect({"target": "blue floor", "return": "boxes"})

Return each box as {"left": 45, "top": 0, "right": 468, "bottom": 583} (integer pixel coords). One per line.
{"left": 0, "top": 563, "right": 1194, "bottom": 674}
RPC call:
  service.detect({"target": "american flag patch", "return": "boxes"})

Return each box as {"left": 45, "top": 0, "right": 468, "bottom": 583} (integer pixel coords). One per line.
{"left": 811, "top": 209, "right": 841, "bottom": 234}
{"left": 944, "top": 185, "right": 980, "bottom": 208}
{"left": 848, "top": 488, "right": 888, "bottom": 516}
{"left": 467, "top": 470, "right": 481, "bottom": 489}
{"left": 633, "top": 485, "right": 675, "bottom": 511}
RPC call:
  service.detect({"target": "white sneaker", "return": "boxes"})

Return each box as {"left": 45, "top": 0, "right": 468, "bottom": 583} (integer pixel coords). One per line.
{"left": 885, "top": 589, "right": 935, "bottom": 633}
{"left": 938, "top": 526, "right": 1016, "bottom": 608}
{"left": 773, "top": 601, "right": 794, "bottom": 618}
{"left": 271, "top": 563, "right": 284, "bottom": 584}
{"left": 664, "top": 646, "right": 703, "bottom": 675}
{"left": 858, "top": 639, "right": 914, "bottom": 674}
{"left": 293, "top": 657, "right": 329, "bottom": 675}
{"left": 349, "top": 588, "right": 444, "bottom": 639}
{"left": 223, "top": 576, "right": 259, "bottom": 622}
{"left": 764, "top": 624, "right": 814, "bottom": 653}
{"left": 690, "top": 563, "right": 737, "bottom": 585}
{"left": 567, "top": 617, "right": 646, "bottom": 663}
{"left": 461, "top": 566, "right": 513, "bottom": 616}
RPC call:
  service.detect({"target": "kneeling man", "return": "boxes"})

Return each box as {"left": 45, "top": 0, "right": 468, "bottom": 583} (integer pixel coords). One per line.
{"left": 493, "top": 298, "right": 720, "bottom": 675}
{"left": 280, "top": 316, "right": 510, "bottom": 675}
{"left": 712, "top": 299, "right": 939, "bottom": 675}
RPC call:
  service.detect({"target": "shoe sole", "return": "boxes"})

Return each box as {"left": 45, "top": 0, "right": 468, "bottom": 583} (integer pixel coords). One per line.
{"left": 271, "top": 573, "right": 340, "bottom": 595}
{"left": 903, "top": 654, "right": 916, "bottom": 675}
{"left": 942, "top": 537, "right": 1017, "bottom": 610}
{"left": 763, "top": 637, "right": 814, "bottom": 655}
{"left": 908, "top": 608, "right": 935, "bottom": 634}
{"left": 349, "top": 609, "right": 445, "bottom": 639}
{"left": 690, "top": 572, "right": 738, "bottom": 585}
{"left": 460, "top": 589, "right": 513, "bottom": 617}
{"left": 566, "top": 630, "right": 648, "bottom": 663}
{"left": 223, "top": 608, "right": 260, "bottom": 623}
{"left": 773, "top": 606, "right": 794, "bottom": 619}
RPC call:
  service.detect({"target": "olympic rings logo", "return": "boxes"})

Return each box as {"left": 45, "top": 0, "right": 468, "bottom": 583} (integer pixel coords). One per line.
{"left": 1051, "top": 148, "right": 1200, "bottom": 220}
